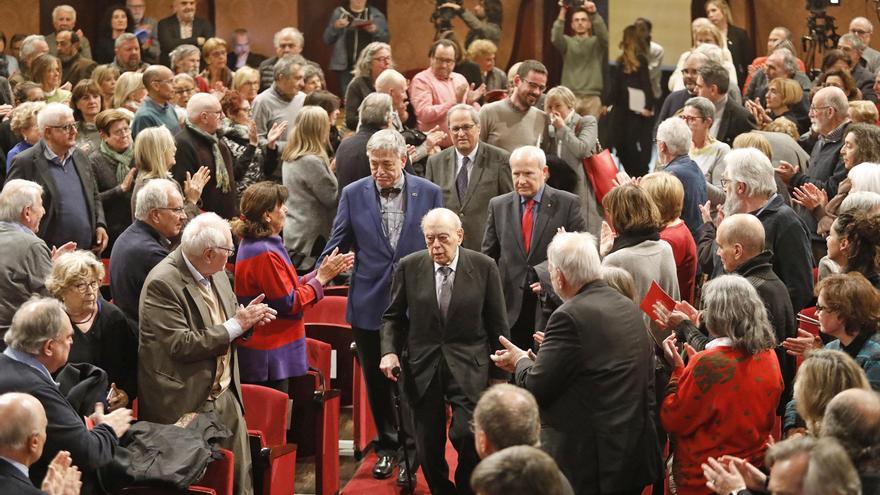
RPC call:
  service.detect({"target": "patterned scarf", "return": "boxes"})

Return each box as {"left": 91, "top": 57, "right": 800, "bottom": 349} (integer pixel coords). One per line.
{"left": 185, "top": 119, "right": 231, "bottom": 193}
{"left": 99, "top": 140, "right": 134, "bottom": 184}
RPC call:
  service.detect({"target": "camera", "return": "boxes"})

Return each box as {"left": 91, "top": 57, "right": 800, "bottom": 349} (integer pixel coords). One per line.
{"left": 432, "top": 0, "right": 463, "bottom": 32}
{"left": 806, "top": 0, "right": 840, "bottom": 12}
{"left": 561, "top": 0, "right": 586, "bottom": 7}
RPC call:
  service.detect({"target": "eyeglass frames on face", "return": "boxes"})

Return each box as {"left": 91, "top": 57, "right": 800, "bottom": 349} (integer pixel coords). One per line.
{"left": 49, "top": 123, "right": 77, "bottom": 133}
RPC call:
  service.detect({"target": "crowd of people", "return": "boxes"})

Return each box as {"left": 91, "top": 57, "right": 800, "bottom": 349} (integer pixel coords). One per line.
{"left": 0, "top": 0, "right": 878, "bottom": 494}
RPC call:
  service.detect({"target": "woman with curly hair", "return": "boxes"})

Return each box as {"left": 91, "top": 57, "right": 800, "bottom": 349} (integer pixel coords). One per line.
{"left": 793, "top": 123, "right": 880, "bottom": 235}
{"left": 232, "top": 181, "right": 353, "bottom": 392}
{"left": 823, "top": 210, "right": 880, "bottom": 288}
{"left": 815, "top": 68, "right": 861, "bottom": 101}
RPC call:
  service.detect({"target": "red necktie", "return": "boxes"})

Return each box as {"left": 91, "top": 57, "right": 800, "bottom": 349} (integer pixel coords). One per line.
{"left": 522, "top": 199, "right": 535, "bottom": 253}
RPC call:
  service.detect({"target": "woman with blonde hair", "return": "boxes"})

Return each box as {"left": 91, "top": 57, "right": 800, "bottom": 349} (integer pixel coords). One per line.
{"left": 32, "top": 53, "right": 70, "bottom": 104}
{"left": 747, "top": 78, "right": 806, "bottom": 133}
{"left": 705, "top": 0, "right": 753, "bottom": 85}
{"left": 790, "top": 349, "right": 870, "bottom": 436}
{"left": 91, "top": 64, "right": 120, "bottom": 108}
{"left": 46, "top": 250, "right": 138, "bottom": 410}
{"left": 200, "top": 37, "right": 233, "bottom": 90}
{"left": 111, "top": 71, "right": 146, "bottom": 112}
{"left": 667, "top": 21, "right": 737, "bottom": 92}
{"left": 232, "top": 66, "right": 260, "bottom": 103}
{"left": 848, "top": 100, "right": 878, "bottom": 124}
{"left": 6, "top": 101, "right": 45, "bottom": 170}
{"left": 281, "top": 106, "right": 339, "bottom": 272}
{"left": 460, "top": 38, "right": 507, "bottom": 92}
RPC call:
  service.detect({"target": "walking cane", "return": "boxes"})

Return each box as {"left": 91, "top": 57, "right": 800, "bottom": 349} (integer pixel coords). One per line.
{"left": 391, "top": 366, "right": 415, "bottom": 494}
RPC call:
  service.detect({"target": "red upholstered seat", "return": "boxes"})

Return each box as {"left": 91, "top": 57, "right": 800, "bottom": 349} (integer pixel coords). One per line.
{"left": 241, "top": 384, "right": 297, "bottom": 495}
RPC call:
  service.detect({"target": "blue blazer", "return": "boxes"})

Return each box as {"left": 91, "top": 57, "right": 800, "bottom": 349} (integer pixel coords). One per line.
{"left": 320, "top": 174, "right": 443, "bottom": 330}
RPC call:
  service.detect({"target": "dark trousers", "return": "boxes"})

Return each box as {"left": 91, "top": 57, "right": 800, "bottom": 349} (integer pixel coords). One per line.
{"left": 411, "top": 358, "right": 480, "bottom": 495}
{"left": 509, "top": 288, "right": 539, "bottom": 352}
{"left": 352, "top": 327, "right": 418, "bottom": 465}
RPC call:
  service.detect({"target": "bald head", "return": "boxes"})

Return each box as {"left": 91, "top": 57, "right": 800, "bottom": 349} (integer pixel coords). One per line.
{"left": 822, "top": 388, "right": 880, "bottom": 469}
{"left": 0, "top": 392, "right": 47, "bottom": 465}
{"left": 375, "top": 69, "right": 406, "bottom": 93}
{"left": 719, "top": 214, "right": 765, "bottom": 255}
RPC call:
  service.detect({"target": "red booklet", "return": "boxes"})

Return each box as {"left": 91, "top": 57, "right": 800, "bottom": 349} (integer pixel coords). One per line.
{"left": 640, "top": 280, "right": 676, "bottom": 324}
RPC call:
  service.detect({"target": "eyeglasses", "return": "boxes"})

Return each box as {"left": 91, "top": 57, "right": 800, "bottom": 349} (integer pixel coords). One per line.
{"left": 523, "top": 80, "right": 547, "bottom": 92}
{"left": 174, "top": 87, "right": 196, "bottom": 94}
{"left": 111, "top": 126, "right": 132, "bottom": 137}
{"left": 49, "top": 123, "right": 77, "bottom": 133}
{"left": 72, "top": 281, "right": 99, "bottom": 293}
{"left": 815, "top": 304, "right": 834, "bottom": 313}
{"left": 851, "top": 28, "right": 871, "bottom": 35}
{"left": 433, "top": 57, "right": 456, "bottom": 66}
{"left": 450, "top": 123, "right": 476, "bottom": 133}
{"left": 809, "top": 105, "right": 831, "bottom": 114}
{"left": 679, "top": 115, "right": 704, "bottom": 123}
{"left": 373, "top": 55, "right": 392, "bottom": 64}
{"left": 720, "top": 177, "right": 732, "bottom": 187}
{"left": 157, "top": 206, "right": 186, "bottom": 214}
{"left": 213, "top": 246, "right": 235, "bottom": 256}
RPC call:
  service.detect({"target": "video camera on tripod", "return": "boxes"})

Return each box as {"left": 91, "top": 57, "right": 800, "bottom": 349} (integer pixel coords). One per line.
{"left": 802, "top": 0, "right": 841, "bottom": 77}
{"left": 431, "top": 0, "right": 464, "bottom": 33}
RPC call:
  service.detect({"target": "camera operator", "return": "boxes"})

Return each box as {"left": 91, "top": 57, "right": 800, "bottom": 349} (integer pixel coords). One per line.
{"left": 551, "top": 0, "right": 608, "bottom": 118}
{"left": 436, "top": 0, "right": 502, "bottom": 49}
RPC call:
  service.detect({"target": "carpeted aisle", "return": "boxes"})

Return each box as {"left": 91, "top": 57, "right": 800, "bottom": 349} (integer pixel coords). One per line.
{"left": 341, "top": 439, "right": 458, "bottom": 494}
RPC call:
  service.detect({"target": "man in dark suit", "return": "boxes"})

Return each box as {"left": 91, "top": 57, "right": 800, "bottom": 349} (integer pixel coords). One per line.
{"left": 110, "top": 179, "right": 186, "bottom": 322}
{"left": 0, "top": 298, "right": 132, "bottom": 494}
{"left": 491, "top": 232, "right": 663, "bottom": 495}
{"left": 227, "top": 29, "right": 266, "bottom": 70}
{"left": 482, "top": 146, "right": 585, "bottom": 351}
{"left": 426, "top": 104, "right": 512, "bottom": 251}
{"left": 320, "top": 129, "right": 442, "bottom": 484}
{"left": 138, "top": 213, "right": 275, "bottom": 495}
{"left": 0, "top": 392, "right": 83, "bottom": 495}
{"left": 655, "top": 51, "right": 706, "bottom": 136}
{"left": 157, "top": 0, "right": 214, "bottom": 67}
{"left": 8, "top": 103, "right": 108, "bottom": 255}
{"left": 380, "top": 207, "right": 509, "bottom": 495}
{"left": 696, "top": 62, "right": 756, "bottom": 146}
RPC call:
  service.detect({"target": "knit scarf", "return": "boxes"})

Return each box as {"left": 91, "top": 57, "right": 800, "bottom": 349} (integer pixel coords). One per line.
{"left": 99, "top": 140, "right": 134, "bottom": 184}
{"left": 185, "top": 119, "right": 231, "bottom": 193}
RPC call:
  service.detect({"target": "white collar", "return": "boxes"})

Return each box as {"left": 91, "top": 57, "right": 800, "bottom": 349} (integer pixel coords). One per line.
{"left": 181, "top": 252, "right": 211, "bottom": 287}
{"left": 433, "top": 250, "right": 460, "bottom": 273}
{"left": 706, "top": 337, "right": 734, "bottom": 350}
{"left": 455, "top": 144, "right": 479, "bottom": 165}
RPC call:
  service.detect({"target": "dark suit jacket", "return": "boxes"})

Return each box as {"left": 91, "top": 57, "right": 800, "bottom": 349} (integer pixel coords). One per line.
{"left": 726, "top": 24, "right": 754, "bottom": 86}
{"left": 515, "top": 280, "right": 663, "bottom": 494}
{"left": 381, "top": 248, "right": 509, "bottom": 403}
{"left": 319, "top": 174, "right": 443, "bottom": 330}
{"left": 425, "top": 143, "right": 512, "bottom": 251}
{"left": 109, "top": 220, "right": 170, "bottom": 322}
{"left": 157, "top": 15, "right": 214, "bottom": 67}
{"left": 137, "top": 248, "right": 244, "bottom": 424}
{"left": 716, "top": 97, "right": 757, "bottom": 146}
{"left": 172, "top": 125, "right": 240, "bottom": 220}
{"left": 0, "top": 459, "right": 43, "bottom": 495}
{"left": 7, "top": 141, "right": 106, "bottom": 246}
{"left": 482, "top": 185, "right": 586, "bottom": 325}
{"left": 0, "top": 354, "right": 118, "bottom": 492}
{"left": 227, "top": 51, "right": 266, "bottom": 71}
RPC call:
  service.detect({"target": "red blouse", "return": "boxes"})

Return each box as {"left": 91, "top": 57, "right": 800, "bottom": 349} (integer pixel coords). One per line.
{"left": 661, "top": 221, "right": 697, "bottom": 303}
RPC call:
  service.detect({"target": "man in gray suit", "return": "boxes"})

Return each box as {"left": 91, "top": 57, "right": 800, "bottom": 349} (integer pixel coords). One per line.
{"left": 138, "top": 212, "right": 276, "bottom": 495}
{"left": 426, "top": 104, "right": 512, "bottom": 251}
{"left": 482, "top": 146, "right": 585, "bottom": 351}
{"left": 380, "top": 208, "right": 509, "bottom": 495}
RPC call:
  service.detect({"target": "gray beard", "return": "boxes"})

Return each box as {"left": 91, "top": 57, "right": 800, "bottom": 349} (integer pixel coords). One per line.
{"left": 722, "top": 194, "right": 742, "bottom": 217}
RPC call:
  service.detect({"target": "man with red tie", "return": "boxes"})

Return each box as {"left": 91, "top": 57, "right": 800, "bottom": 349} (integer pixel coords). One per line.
{"left": 482, "top": 146, "right": 586, "bottom": 351}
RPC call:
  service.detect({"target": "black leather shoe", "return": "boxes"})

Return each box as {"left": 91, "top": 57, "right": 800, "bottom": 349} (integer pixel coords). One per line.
{"left": 396, "top": 463, "right": 416, "bottom": 487}
{"left": 372, "top": 455, "right": 395, "bottom": 479}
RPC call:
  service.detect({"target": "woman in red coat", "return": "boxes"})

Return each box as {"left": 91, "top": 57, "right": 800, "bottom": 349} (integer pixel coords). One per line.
{"left": 660, "top": 274, "right": 783, "bottom": 495}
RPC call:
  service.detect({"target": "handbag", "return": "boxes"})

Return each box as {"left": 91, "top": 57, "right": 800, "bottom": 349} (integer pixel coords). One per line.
{"left": 582, "top": 140, "right": 618, "bottom": 203}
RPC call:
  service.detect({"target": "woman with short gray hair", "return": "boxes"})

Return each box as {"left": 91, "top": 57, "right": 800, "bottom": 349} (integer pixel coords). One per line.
{"left": 681, "top": 96, "right": 729, "bottom": 191}
{"left": 45, "top": 250, "right": 137, "bottom": 411}
{"left": 660, "top": 274, "right": 782, "bottom": 494}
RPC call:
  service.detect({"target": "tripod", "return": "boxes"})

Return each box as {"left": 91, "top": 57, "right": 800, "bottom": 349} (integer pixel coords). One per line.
{"left": 802, "top": 9, "right": 840, "bottom": 78}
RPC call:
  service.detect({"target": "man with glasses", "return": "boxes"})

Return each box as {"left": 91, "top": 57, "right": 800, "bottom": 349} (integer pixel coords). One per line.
{"left": 139, "top": 212, "right": 276, "bottom": 495}
{"left": 655, "top": 52, "right": 709, "bottom": 137}
{"left": 110, "top": 179, "right": 188, "bottom": 322}
{"left": 132, "top": 65, "right": 181, "bottom": 138}
{"left": 173, "top": 93, "right": 242, "bottom": 219}
{"left": 836, "top": 34, "right": 878, "bottom": 103}
{"left": 425, "top": 103, "right": 512, "bottom": 250}
{"left": 479, "top": 60, "right": 551, "bottom": 153}
{"left": 849, "top": 17, "right": 880, "bottom": 75}
{"left": 8, "top": 103, "right": 108, "bottom": 257}
{"left": 411, "top": 39, "right": 485, "bottom": 149}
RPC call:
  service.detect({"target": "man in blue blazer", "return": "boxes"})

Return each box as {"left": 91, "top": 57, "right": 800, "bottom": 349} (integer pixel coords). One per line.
{"left": 320, "top": 129, "right": 443, "bottom": 484}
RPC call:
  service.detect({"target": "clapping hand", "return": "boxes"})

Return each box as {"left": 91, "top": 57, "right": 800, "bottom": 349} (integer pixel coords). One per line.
{"left": 661, "top": 333, "right": 695, "bottom": 368}
{"left": 599, "top": 220, "right": 616, "bottom": 257}
{"left": 316, "top": 247, "right": 355, "bottom": 285}
{"left": 792, "top": 183, "right": 827, "bottom": 211}
{"left": 51, "top": 242, "right": 77, "bottom": 261}
{"left": 652, "top": 301, "right": 692, "bottom": 329}
{"left": 184, "top": 166, "right": 211, "bottom": 205}
{"left": 267, "top": 120, "right": 288, "bottom": 150}
{"left": 41, "top": 451, "right": 81, "bottom": 495}
{"left": 90, "top": 402, "right": 133, "bottom": 438}
{"left": 774, "top": 160, "right": 799, "bottom": 184}
{"left": 234, "top": 293, "right": 277, "bottom": 329}
{"left": 702, "top": 457, "right": 748, "bottom": 494}
{"left": 781, "top": 328, "right": 822, "bottom": 356}
{"left": 717, "top": 456, "right": 768, "bottom": 492}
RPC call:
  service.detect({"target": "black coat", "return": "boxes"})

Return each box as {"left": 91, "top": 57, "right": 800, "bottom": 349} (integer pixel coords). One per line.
{"left": 726, "top": 24, "right": 754, "bottom": 87}
{"left": 0, "top": 458, "right": 42, "bottom": 495}
{"left": 515, "top": 280, "right": 663, "bottom": 494}
{"left": 380, "top": 248, "right": 509, "bottom": 403}
{"left": 334, "top": 125, "right": 415, "bottom": 191}
{"left": 0, "top": 354, "right": 118, "bottom": 494}
{"left": 172, "top": 126, "right": 242, "bottom": 220}
{"left": 88, "top": 149, "right": 134, "bottom": 253}
{"left": 716, "top": 97, "right": 758, "bottom": 146}
{"left": 109, "top": 220, "right": 170, "bottom": 322}
{"left": 157, "top": 15, "right": 214, "bottom": 67}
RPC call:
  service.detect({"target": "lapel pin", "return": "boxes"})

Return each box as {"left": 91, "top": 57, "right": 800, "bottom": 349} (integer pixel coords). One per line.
{"left": 412, "top": 192, "right": 418, "bottom": 196}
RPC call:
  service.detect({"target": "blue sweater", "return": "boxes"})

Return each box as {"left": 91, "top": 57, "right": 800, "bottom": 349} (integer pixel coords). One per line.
{"left": 663, "top": 154, "right": 707, "bottom": 239}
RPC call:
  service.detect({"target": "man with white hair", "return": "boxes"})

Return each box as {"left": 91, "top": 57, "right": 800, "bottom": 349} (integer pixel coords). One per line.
{"left": 491, "top": 231, "right": 663, "bottom": 495}
{"left": 45, "top": 5, "right": 92, "bottom": 60}
{"left": 744, "top": 48, "right": 811, "bottom": 106}
{"left": 850, "top": 16, "right": 880, "bottom": 74}
{"left": 110, "top": 33, "right": 148, "bottom": 73}
{"left": 0, "top": 392, "right": 83, "bottom": 495}
{"left": 656, "top": 116, "right": 707, "bottom": 238}
{"left": 9, "top": 35, "right": 49, "bottom": 87}
{"left": 321, "top": 129, "right": 441, "bottom": 483}
{"left": 258, "top": 27, "right": 305, "bottom": 92}
{"left": 0, "top": 298, "right": 132, "bottom": 493}
{"left": 138, "top": 212, "right": 276, "bottom": 495}
{"left": 381, "top": 207, "right": 508, "bottom": 494}
{"left": 157, "top": 0, "right": 215, "bottom": 67}
{"left": 173, "top": 93, "right": 240, "bottom": 219}
{"left": 776, "top": 85, "right": 850, "bottom": 260}
{"left": 837, "top": 33, "right": 878, "bottom": 103}
{"left": 0, "top": 180, "right": 76, "bottom": 343}
{"left": 251, "top": 54, "right": 306, "bottom": 158}
{"left": 482, "top": 145, "right": 584, "bottom": 352}
{"left": 700, "top": 148, "right": 814, "bottom": 311}
{"left": 110, "top": 179, "right": 187, "bottom": 322}
{"left": 7, "top": 103, "right": 107, "bottom": 257}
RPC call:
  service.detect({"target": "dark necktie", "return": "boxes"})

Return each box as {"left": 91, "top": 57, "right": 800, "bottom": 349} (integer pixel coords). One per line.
{"left": 522, "top": 199, "right": 535, "bottom": 253}
{"left": 456, "top": 156, "right": 470, "bottom": 203}
{"left": 437, "top": 266, "right": 453, "bottom": 321}
{"left": 380, "top": 187, "right": 401, "bottom": 198}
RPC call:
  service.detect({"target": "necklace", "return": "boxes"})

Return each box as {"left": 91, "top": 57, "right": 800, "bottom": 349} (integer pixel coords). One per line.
{"left": 68, "top": 307, "right": 96, "bottom": 325}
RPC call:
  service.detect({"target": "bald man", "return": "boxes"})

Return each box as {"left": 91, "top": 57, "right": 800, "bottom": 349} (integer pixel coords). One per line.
{"left": 822, "top": 388, "right": 880, "bottom": 490}
{"left": 0, "top": 392, "right": 81, "bottom": 495}
{"left": 684, "top": 214, "right": 796, "bottom": 412}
